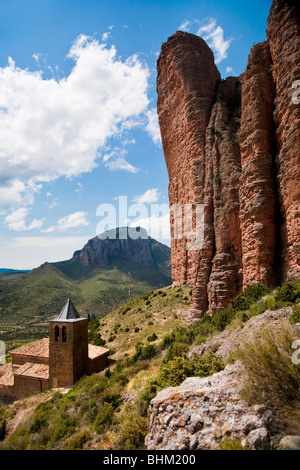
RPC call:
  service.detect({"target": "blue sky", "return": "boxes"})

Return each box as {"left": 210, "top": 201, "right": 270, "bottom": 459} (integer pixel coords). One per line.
{"left": 0, "top": 0, "right": 272, "bottom": 269}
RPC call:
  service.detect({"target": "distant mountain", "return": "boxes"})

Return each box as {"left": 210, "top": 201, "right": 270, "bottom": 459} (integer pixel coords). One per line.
{"left": 0, "top": 228, "right": 171, "bottom": 341}
{"left": 0, "top": 269, "right": 30, "bottom": 279}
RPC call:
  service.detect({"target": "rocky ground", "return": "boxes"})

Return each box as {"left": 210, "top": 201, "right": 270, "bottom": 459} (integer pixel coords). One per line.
{"left": 145, "top": 306, "right": 300, "bottom": 450}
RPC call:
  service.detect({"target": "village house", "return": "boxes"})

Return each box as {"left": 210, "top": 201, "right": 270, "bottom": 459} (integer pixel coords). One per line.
{"left": 0, "top": 299, "right": 110, "bottom": 401}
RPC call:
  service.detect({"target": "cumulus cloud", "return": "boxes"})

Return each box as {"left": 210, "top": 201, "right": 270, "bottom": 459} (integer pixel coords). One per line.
{"left": 129, "top": 212, "right": 170, "bottom": 243}
{"left": 178, "top": 20, "right": 191, "bottom": 32}
{"left": 145, "top": 108, "right": 161, "bottom": 145}
{"left": 4, "top": 207, "right": 44, "bottom": 231}
{"left": 196, "top": 18, "right": 232, "bottom": 63}
{"left": 43, "top": 211, "right": 89, "bottom": 233}
{"left": 133, "top": 188, "right": 160, "bottom": 204}
{"left": 0, "top": 34, "right": 150, "bottom": 211}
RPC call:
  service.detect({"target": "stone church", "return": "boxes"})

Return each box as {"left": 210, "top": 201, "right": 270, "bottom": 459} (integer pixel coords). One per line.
{"left": 0, "top": 299, "right": 110, "bottom": 401}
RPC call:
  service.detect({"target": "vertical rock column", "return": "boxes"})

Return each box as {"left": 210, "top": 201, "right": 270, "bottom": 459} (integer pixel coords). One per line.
{"left": 267, "top": 0, "right": 300, "bottom": 282}
{"left": 238, "top": 41, "right": 277, "bottom": 288}
{"left": 206, "top": 77, "right": 243, "bottom": 311}
{"left": 157, "top": 31, "right": 220, "bottom": 315}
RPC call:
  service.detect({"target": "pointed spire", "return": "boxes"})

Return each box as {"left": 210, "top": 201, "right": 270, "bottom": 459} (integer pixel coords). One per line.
{"left": 57, "top": 298, "right": 81, "bottom": 320}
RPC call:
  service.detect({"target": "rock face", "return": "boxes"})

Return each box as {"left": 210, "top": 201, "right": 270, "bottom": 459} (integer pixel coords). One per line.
{"left": 157, "top": 0, "right": 300, "bottom": 316}
{"left": 145, "top": 362, "right": 281, "bottom": 450}
{"left": 73, "top": 228, "right": 164, "bottom": 269}
{"left": 145, "top": 306, "right": 294, "bottom": 451}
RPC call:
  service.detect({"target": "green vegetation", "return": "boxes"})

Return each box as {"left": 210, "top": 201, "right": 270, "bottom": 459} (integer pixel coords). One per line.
{"left": 0, "top": 237, "right": 171, "bottom": 341}
{"left": 1, "top": 279, "right": 300, "bottom": 450}
{"left": 237, "top": 323, "right": 300, "bottom": 431}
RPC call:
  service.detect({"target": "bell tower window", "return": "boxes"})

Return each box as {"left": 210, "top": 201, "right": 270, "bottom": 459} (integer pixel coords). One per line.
{"left": 55, "top": 326, "right": 59, "bottom": 342}
{"left": 62, "top": 326, "right": 67, "bottom": 342}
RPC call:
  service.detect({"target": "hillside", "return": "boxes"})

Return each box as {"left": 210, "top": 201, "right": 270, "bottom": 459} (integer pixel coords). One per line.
{"left": 0, "top": 231, "right": 171, "bottom": 341}
{"left": 1, "top": 280, "right": 300, "bottom": 450}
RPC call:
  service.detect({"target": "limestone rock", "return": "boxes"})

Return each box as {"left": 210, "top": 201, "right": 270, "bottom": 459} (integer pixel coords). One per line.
{"left": 145, "top": 362, "right": 282, "bottom": 450}
{"left": 278, "top": 435, "right": 300, "bottom": 450}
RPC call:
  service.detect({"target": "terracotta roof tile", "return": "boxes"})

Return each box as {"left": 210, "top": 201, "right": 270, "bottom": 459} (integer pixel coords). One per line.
{"left": 13, "top": 362, "right": 49, "bottom": 379}
{"left": 88, "top": 344, "right": 110, "bottom": 359}
{"left": 10, "top": 338, "right": 49, "bottom": 358}
{"left": 0, "top": 364, "right": 14, "bottom": 386}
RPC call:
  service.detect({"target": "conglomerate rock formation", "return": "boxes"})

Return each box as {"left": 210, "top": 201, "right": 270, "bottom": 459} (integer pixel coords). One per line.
{"left": 157, "top": 0, "right": 300, "bottom": 317}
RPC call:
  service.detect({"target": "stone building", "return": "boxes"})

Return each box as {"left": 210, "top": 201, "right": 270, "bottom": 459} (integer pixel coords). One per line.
{"left": 0, "top": 299, "right": 110, "bottom": 401}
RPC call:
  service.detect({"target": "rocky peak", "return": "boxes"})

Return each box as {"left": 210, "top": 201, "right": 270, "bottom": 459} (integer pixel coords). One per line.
{"left": 157, "top": 0, "right": 300, "bottom": 318}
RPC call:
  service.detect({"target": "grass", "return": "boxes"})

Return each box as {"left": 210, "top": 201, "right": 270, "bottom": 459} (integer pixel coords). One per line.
{"left": 0, "top": 248, "right": 172, "bottom": 342}
{"left": 1, "top": 279, "right": 300, "bottom": 450}
{"left": 236, "top": 322, "right": 300, "bottom": 433}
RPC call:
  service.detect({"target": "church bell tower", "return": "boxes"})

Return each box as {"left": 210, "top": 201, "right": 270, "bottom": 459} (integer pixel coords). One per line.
{"left": 49, "top": 299, "right": 88, "bottom": 388}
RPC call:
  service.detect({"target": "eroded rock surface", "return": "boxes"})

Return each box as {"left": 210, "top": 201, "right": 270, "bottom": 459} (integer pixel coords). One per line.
{"left": 157, "top": 0, "right": 300, "bottom": 317}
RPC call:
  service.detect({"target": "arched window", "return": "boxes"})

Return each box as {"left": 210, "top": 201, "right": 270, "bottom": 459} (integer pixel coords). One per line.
{"left": 62, "top": 326, "right": 67, "bottom": 342}
{"left": 55, "top": 326, "right": 59, "bottom": 342}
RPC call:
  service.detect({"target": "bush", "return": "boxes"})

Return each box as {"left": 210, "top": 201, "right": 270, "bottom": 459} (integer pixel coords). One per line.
{"left": 120, "top": 413, "right": 148, "bottom": 450}
{"left": 237, "top": 322, "right": 300, "bottom": 427}
{"left": 63, "top": 429, "right": 92, "bottom": 450}
{"left": 291, "top": 304, "right": 300, "bottom": 324}
{"left": 275, "top": 281, "right": 300, "bottom": 304}
{"left": 147, "top": 333, "right": 157, "bottom": 342}
{"left": 94, "top": 403, "right": 114, "bottom": 433}
{"left": 219, "top": 438, "right": 244, "bottom": 450}
{"left": 230, "top": 283, "right": 270, "bottom": 312}
{"left": 132, "top": 343, "right": 157, "bottom": 363}
{"left": 148, "top": 353, "right": 224, "bottom": 397}
{"left": 210, "top": 308, "right": 235, "bottom": 331}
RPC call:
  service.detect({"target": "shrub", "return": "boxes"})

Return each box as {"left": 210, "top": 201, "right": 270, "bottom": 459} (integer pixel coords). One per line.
{"left": 210, "top": 308, "right": 235, "bottom": 331}
{"left": 230, "top": 283, "right": 270, "bottom": 312}
{"left": 219, "top": 438, "right": 244, "bottom": 450}
{"left": 94, "top": 403, "right": 114, "bottom": 433}
{"left": 163, "top": 341, "right": 189, "bottom": 363}
{"left": 120, "top": 413, "right": 148, "bottom": 450}
{"left": 237, "top": 322, "right": 300, "bottom": 428}
{"left": 275, "top": 281, "right": 300, "bottom": 304}
{"left": 63, "top": 429, "right": 92, "bottom": 450}
{"left": 291, "top": 304, "right": 300, "bottom": 324}
{"left": 148, "top": 353, "right": 224, "bottom": 396}
{"left": 132, "top": 343, "right": 157, "bottom": 363}
{"left": 147, "top": 333, "right": 157, "bottom": 342}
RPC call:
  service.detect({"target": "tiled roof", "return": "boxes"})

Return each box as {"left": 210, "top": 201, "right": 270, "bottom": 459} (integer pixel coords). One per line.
{"left": 8, "top": 338, "right": 109, "bottom": 362}
{"left": 10, "top": 338, "right": 49, "bottom": 358}
{"left": 0, "top": 364, "right": 14, "bottom": 386}
{"left": 88, "top": 344, "right": 110, "bottom": 360}
{"left": 13, "top": 362, "right": 49, "bottom": 380}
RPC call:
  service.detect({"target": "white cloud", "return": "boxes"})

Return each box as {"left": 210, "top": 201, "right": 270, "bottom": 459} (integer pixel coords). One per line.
{"left": 0, "top": 34, "right": 150, "bottom": 211}
{"left": 12, "top": 236, "right": 88, "bottom": 248}
{"left": 179, "top": 20, "right": 190, "bottom": 32}
{"left": 129, "top": 212, "right": 170, "bottom": 244}
{"left": 133, "top": 188, "right": 160, "bottom": 204}
{"left": 4, "top": 236, "right": 90, "bottom": 269}
{"left": 226, "top": 66, "right": 233, "bottom": 73}
{"left": 145, "top": 108, "right": 161, "bottom": 145}
{"left": 43, "top": 211, "right": 89, "bottom": 233}
{"left": 105, "top": 157, "right": 138, "bottom": 173}
{"left": 4, "top": 207, "right": 44, "bottom": 231}
{"left": 196, "top": 18, "right": 232, "bottom": 64}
